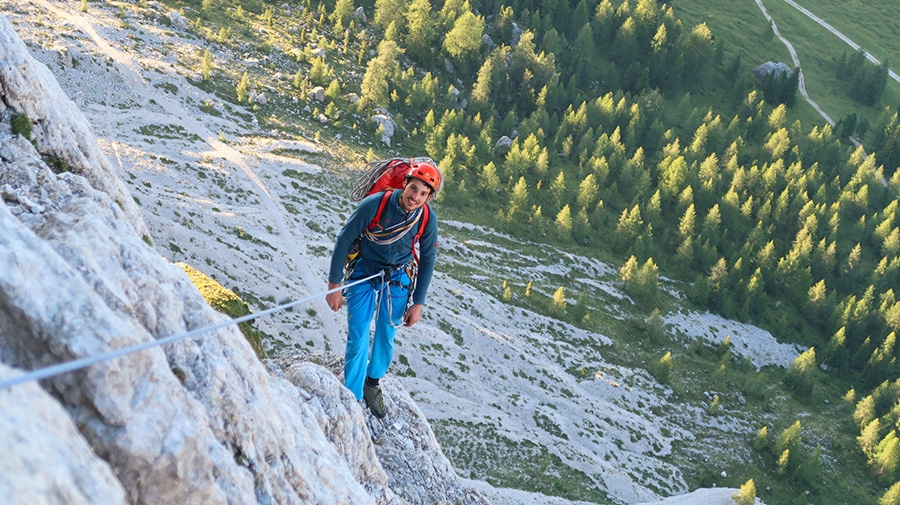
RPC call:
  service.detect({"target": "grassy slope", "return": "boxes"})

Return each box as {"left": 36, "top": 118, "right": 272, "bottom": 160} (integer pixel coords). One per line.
{"left": 673, "top": 0, "right": 900, "bottom": 142}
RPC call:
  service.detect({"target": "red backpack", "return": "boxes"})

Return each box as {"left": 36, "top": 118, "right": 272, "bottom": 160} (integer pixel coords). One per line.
{"left": 343, "top": 159, "right": 431, "bottom": 283}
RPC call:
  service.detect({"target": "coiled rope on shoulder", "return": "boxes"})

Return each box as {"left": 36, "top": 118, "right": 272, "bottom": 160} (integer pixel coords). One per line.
{"left": 0, "top": 273, "right": 382, "bottom": 390}
{"left": 349, "top": 160, "right": 391, "bottom": 202}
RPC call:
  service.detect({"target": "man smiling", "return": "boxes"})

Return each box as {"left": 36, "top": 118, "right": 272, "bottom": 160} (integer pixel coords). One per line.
{"left": 326, "top": 158, "right": 442, "bottom": 418}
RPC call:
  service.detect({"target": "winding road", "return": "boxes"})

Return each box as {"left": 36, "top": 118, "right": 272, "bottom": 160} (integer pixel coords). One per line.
{"left": 755, "top": 0, "right": 899, "bottom": 129}
{"left": 781, "top": 0, "right": 900, "bottom": 84}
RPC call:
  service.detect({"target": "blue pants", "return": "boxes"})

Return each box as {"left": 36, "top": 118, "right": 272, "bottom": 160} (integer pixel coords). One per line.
{"left": 344, "top": 270, "right": 410, "bottom": 400}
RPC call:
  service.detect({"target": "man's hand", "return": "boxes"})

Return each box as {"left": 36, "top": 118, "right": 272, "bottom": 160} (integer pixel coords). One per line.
{"left": 403, "top": 303, "right": 424, "bottom": 327}
{"left": 325, "top": 282, "right": 343, "bottom": 312}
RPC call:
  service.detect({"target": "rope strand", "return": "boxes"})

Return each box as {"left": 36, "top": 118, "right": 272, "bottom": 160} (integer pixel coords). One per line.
{"left": 0, "top": 273, "right": 382, "bottom": 390}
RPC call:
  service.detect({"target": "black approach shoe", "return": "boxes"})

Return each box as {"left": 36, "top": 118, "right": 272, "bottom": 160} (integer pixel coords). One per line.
{"left": 363, "top": 383, "right": 387, "bottom": 419}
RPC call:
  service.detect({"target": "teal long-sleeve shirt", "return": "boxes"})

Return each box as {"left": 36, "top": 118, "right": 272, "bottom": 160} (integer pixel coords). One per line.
{"left": 328, "top": 191, "right": 438, "bottom": 305}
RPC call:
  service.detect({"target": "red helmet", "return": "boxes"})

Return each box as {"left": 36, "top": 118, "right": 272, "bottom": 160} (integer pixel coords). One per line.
{"left": 405, "top": 157, "right": 443, "bottom": 197}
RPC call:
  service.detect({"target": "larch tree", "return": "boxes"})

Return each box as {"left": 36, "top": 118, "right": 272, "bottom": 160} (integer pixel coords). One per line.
{"left": 880, "top": 481, "right": 900, "bottom": 505}
{"left": 551, "top": 286, "right": 567, "bottom": 316}
{"left": 859, "top": 419, "right": 882, "bottom": 460}
{"left": 405, "top": 0, "right": 437, "bottom": 63}
{"left": 577, "top": 173, "right": 600, "bottom": 210}
{"left": 555, "top": 204, "right": 573, "bottom": 238}
{"left": 506, "top": 176, "right": 529, "bottom": 222}
{"left": 360, "top": 40, "right": 403, "bottom": 108}
{"left": 331, "top": 0, "right": 355, "bottom": 31}
{"left": 442, "top": 11, "right": 485, "bottom": 66}
{"left": 875, "top": 430, "right": 900, "bottom": 482}
{"left": 373, "top": 0, "right": 408, "bottom": 32}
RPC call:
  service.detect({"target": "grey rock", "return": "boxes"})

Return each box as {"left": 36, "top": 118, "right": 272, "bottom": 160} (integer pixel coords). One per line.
{"left": 372, "top": 113, "right": 395, "bottom": 147}
{"left": 0, "top": 364, "right": 128, "bottom": 505}
{"left": 753, "top": 61, "right": 793, "bottom": 82}
{"left": 0, "top": 15, "right": 148, "bottom": 239}
{"left": 353, "top": 6, "right": 367, "bottom": 24}
{"left": 494, "top": 136, "right": 513, "bottom": 156}
{"left": 169, "top": 11, "right": 188, "bottom": 30}
{"left": 511, "top": 22, "right": 524, "bottom": 46}
{"left": 56, "top": 45, "right": 73, "bottom": 68}
{"left": 308, "top": 86, "right": 326, "bottom": 102}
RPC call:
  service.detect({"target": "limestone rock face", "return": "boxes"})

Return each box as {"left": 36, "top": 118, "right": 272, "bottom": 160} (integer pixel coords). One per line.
{"left": 0, "top": 363, "right": 127, "bottom": 505}
{"left": 0, "top": 12, "right": 487, "bottom": 505}
{"left": 0, "top": 14, "right": 147, "bottom": 239}
{"left": 272, "top": 351, "right": 492, "bottom": 505}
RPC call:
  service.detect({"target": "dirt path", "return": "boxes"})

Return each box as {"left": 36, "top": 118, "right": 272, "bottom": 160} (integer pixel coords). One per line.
{"left": 32, "top": 0, "right": 340, "bottom": 337}
{"left": 754, "top": 0, "right": 835, "bottom": 126}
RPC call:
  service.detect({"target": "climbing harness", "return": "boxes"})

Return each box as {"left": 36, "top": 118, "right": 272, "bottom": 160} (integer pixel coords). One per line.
{"left": 342, "top": 190, "right": 430, "bottom": 292}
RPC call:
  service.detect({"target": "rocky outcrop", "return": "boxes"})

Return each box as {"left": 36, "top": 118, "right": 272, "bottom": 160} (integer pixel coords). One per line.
{"left": 0, "top": 363, "right": 127, "bottom": 504}
{"left": 273, "top": 351, "right": 492, "bottom": 505}
{"left": 0, "top": 12, "right": 486, "bottom": 505}
{"left": 0, "top": 14, "right": 147, "bottom": 239}
{"left": 752, "top": 61, "right": 793, "bottom": 82}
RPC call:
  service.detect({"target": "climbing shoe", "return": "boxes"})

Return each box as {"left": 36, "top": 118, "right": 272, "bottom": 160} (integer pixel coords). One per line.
{"left": 363, "top": 383, "right": 387, "bottom": 419}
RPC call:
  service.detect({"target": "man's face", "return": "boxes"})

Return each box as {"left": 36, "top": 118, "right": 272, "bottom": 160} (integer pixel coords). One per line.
{"left": 399, "top": 178, "right": 432, "bottom": 212}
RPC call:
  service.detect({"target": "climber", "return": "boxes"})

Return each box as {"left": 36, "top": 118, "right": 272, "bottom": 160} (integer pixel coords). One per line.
{"left": 326, "top": 158, "right": 442, "bottom": 419}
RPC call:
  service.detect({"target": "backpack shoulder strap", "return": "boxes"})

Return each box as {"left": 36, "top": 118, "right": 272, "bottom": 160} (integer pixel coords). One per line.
{"left": 411, "top": 204, "right": 430, "bottom": 263}
{"left": 415, "top": 204, "right": 430, "bottom": 243}
{"left": 368, "top": 190, "right": 394, "bottom": 231}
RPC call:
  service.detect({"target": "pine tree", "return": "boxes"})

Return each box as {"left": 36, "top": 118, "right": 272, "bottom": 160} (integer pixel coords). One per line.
{"left": 200, "top": 49, "right": 213, "bottom": 80}
{"left": 551, "top": 286, "right": 567, "bottom": 315}
{"left": 236, "top": 71, "right": 250, "bottom": 103}
{"left": 732, "top": 479, "right": 756, "bottom": 505}
{"left": 882, "top": 481, "right": 900, "bottom": 505}
{"left": 405, "top": 0, "right": 437, "bottom": 63}
{"left": 555, "top": 204, "right": 573, "bottom": 238}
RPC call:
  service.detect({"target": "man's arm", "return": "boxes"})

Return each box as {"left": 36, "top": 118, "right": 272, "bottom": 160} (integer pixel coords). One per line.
{"left": 325, "top": 196, "right": 380, "bottom": 310}
{"left": 410, "top": 213, "right": 438, "bottom": 306}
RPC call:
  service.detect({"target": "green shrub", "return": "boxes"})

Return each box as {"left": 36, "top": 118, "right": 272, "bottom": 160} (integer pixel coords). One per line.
{"left": 732, "top": 478, "right": 756, "bottom": 505}
{"left": 176, "top": 262, "right": 267, "bottom": 360}
{"left": 11, "top": 113, "right": 33, "bottom": 141}
{"left": 653, "top": 351, "right": 673, "bottom": 385}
